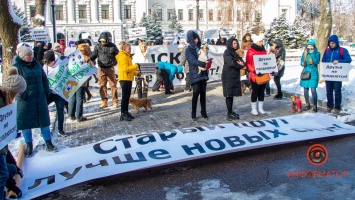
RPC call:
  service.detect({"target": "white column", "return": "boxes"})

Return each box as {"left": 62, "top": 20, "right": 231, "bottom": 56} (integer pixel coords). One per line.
{"left": 67, "top": 0, "right": 75, "bottom": 23}
{"left": 91, "top": 0, "right": 99, "bottom": 23}
{"left": 45, "top": 1, "right": 51, "bottom": 24}
{"left": 113, "top": 0, "right": 121, "bottom": 22}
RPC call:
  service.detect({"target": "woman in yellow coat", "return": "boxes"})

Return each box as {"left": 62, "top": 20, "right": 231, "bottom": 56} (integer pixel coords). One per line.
{"left": 116, "top": 41, "right": 139, "bottom": 121}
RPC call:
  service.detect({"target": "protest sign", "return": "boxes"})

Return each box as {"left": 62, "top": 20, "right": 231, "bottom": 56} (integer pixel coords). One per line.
{"left": 31, "top": 28, "right": 51, "bottom": 42}
{"left": 162, "top": 30, "right": 178, "bottom": 43}
{"left": 204, "top": 29, "right": 219, "bottom": 39}
{"left": 138, "top": 63, "right": 157, "bottom": 75}
{"left": 0, "top": 102, "right": 17, "bottom": 149}
{"left": 219, "top": 28, "right": 235, "bottom": 38}
{"left": 127, "top": 27, "right": 147, "bottom": 40}
{"left": 320, "top": 62, "right": 352, "bottom": 81}
{"left": 253, "top": 54, "right": 278, "bottom": 74}
{"left": 46, "top": 50, "right": 97, "bottom": 101}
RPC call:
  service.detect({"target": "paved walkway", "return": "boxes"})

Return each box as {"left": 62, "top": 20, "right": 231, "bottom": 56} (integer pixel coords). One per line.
{"left": 49, "top": 81, "right": 323, "bottom": 149}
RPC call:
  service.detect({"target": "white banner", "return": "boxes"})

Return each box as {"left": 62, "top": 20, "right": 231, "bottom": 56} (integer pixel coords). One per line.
{"left": 20, "top": 113, "right": 355, "bottom": 199}
{"left": 127, "top": 27, "right": 147, "bottom": 40}
{"left": 320, "top": 62, "right": 352, "bottom": 81}
{"left": 47, "top": 50, "right": 98, "bottom": 101}
{"left": 253, "top": 54, "right": 278, "bottom": 74}
{"left": 0, "top": 102, "right": 17, "bottom": 149}
{"left": 30, "top": 28, "right": 51, "bottom": 42}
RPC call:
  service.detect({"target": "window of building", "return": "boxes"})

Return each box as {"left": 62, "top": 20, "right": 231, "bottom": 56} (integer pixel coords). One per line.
{"left": 101, "top": 5, "right": 109, "bottom": 19}
{"left": 178, "top": 9, "right": 183, "bottom": 20}
{"left": 188, "top": 9, "right": 193, "bottom": 21}
{"left": 237, "top": 10, "right": 241, "bottom": 21}
{"left": 217, "top": 10, "right": 221, "bottom": 21}
{"left": 199, "top": 9, "right": 203, "bottom": 20}
{"left": 208, "top": 10, "right": 213, "bottom": 21}
{"left": 156, "top": 9, "right": 162, "bottom": 20}
{"left": 30, "top": 6, "right": 36, "bottom": 18}
{"left": 167, "top": 9, "right": 173, "bottom": 20}
{"left": 255, "top": 11, "right": 261, "bottom": 22}
{"left": 245, "top": 12, "right": 249, "bottom": 21}
{"left": 78, "top": 5, "right": 87, "bottom": 19}
{"left": 55, "top": 5, "right": 63, "bottom": 20}
{"left": 124, "top": 5, "right": 131, "bottom": 19}
{"left": 228, "top": 9, "right": 232, "bottom": 21}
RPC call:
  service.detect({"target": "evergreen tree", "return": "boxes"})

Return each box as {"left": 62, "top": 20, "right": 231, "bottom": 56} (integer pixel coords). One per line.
{"left": 293, "top": 18, "right": 310, "bottom": 48}
{"left": 139, "top": 12, "right": 163, "bottom": 44}
{"left": 168, "top": 9, "right": 183, "bottom": 33}
{"left": 265, "top": 15, "right": 293, "bottom": 48}
{"left": 12, "top": 3, "right": 32, "bottom": 42}
{"left": 130, "top": 21, "right": 137, "bottom": 28}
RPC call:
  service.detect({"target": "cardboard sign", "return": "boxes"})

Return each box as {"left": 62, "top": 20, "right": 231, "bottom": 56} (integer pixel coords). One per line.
{"left": 162, "top": 30, "right": 178, "bottom": 42}
{"left": 220, "top": 28, "right": 235, "bottom": 38}
{"left": 46, "top": 50, "right": 97, "bottom": 101}
{"left": 30, "top": 28, "right": 51, "bottom": 42}
{"left": 127, "top": 27, "right": 147, "bottom": 40}
{"left": 253, "top": 54, "right": 278, "bottom": 74}
{"left": 320, "top": 62, "right": 352, "bottom": 81}
{"left": 0, "top": 102, "right": 17, "bottom": 149}
{"left": 138, "top": 63, "right": 157, "bottom": 75}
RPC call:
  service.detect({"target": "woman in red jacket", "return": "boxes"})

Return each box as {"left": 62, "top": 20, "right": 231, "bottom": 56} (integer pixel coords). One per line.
{"left": 246, "top": 34, "right": 267, "bottom": 116}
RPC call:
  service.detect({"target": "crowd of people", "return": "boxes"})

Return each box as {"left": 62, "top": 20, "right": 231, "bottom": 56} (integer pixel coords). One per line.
{"left": 0, "top": 31, "right": 352, "bottom": 198}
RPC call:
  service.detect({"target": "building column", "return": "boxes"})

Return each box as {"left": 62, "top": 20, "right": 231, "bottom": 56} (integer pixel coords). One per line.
{"left": 91, "top": 0, "right": 99, "bottom": 23}
{"left": 45, "top": 1, "right": 51, "bottom": 24}
{"left": 113, "top": 0, "right": 121, "bottom": 22}
{"left": 67, "top": 0, "right": 75, "bottom": 23}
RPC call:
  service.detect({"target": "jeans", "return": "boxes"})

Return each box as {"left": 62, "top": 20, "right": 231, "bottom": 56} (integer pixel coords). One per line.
{"left": 69, "top": 86, "right": 84, "bottom": 119}
{"left": 325, "top": 81, "right": 342, "bottom": 109}
{"left": 0, "top": 155, "right": 8, "bottom": 200}
{"left": 47, "top": 94, "right": 65, "bottom": 130}
{"left": 274, "top": 76, "right": 282, "bottom": 94}
{"left": 304, "top": 88, "right": 318, "bottom": 105}
{"left": 22, "top": 127, "right": 51, "bottom": 142}
{"left": 152, "top": 69, "right": 171, "bottom": 92}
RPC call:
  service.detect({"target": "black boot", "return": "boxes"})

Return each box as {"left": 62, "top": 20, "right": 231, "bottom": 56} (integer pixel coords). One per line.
{"left": 125, "top": 112, "right": 132, "bottom": 121}
{"left": 265, "top": 88, "right": 271, "bottom": 97}
{"left": 231, "top": 111, "right": 240, "bottom": 119}
{"left": 312, "top": 105, "right": 318, "bottom": 113}
{"left": 126, "top": 112, "right": 135, "bottom": 120}
{"left": 45, "top": 140, "right": 57, "bottom": 152}
{"left": 227, "top": 113, "right": 237, "bottom": 121}
{"left": 274, "top": 92, "right": 283, "bottom": 100}
{"left": 120, "top": 113, "right": 126, "bottom": 121}
{"left": 25, "top": 142, "right": 33, "bottom": 158}
{"left": 304, "top": 103, "right": 311, "bottom": 111}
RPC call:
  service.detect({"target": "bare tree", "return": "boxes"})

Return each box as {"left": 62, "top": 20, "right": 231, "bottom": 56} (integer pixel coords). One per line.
{"left": 0, "top": 0, "right": 22, "bottom": 82}
{"left": 33, "top": 0, "right": 47, "bottom": 27}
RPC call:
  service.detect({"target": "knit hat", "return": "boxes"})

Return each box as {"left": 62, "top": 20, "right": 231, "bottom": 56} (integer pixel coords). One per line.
{"left": 16, "top": 46, "right": 32, "bottom": 58}
{"left": 53, "top": 42, "right": 60, "bottom": 49}
{"left": 251, "top": 34, "right": 265, "bottom": 43}
{"left": 307, "top": 39, "right": 316, "bottom": 47}
{"left": 2, "top": 67, "right": 27, "bottom": 94}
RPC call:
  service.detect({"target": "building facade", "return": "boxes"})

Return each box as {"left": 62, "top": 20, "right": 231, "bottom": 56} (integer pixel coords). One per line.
{"left": 13, "top": 0, "right": 296, "bottom": 45}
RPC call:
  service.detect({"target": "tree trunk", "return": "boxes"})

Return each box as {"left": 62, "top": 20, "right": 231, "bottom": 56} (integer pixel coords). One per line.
{"left": 33, "top": 0, "right": 47, "bottom": 27}
{"left": 0, "top": 0, "right": 22, "bottom": 83}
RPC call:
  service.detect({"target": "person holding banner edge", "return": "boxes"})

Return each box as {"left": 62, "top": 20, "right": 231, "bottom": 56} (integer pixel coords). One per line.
{"left": 246, "top": 34, "right": 268, "bottom": 116}
{"left": 0, "top": 67, "right": 27, "bottom": 199}
{"left": 321, "top": 35, "right": 352, "bottom": 114}
{"left": 13, "top": 45, "right": 57, "bottom": 157}
{"left": 300, "top": 39, "right": 321, "bottom": 112}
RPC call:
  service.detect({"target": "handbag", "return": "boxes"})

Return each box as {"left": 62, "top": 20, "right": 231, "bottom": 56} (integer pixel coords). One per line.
{"left": 300, "top": 72, "right": 311, "bottom": 80}
{"left": 255, "top": 73, "right": 271, "bottom": 85}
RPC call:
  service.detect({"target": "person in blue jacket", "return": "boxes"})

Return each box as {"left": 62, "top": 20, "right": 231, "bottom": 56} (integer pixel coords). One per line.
{"left": 185, "top": 30, "right": 212, "bottom": 121}
{"left": 152, "top": 61, "right": 183, "bottom": 94}
{"left": 321, "top": 35, "right": 352, "bottom": 114}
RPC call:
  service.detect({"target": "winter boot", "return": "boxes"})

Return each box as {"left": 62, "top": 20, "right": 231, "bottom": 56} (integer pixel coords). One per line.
{"left": 265, "top": 88, "right": 271, "bottom": 97}
{"left": 120, "top": 113, "right": 126, "bottom": 121}
{"left": 251, "top": 102, "right": 259, "bottom": 116}
{"left": 45, "top": 140, "right": 57, "bottom": 152}
{"left": 126, "top": 112, "right": 135, "bottom": 120}
{"left": 258, "top": 101, "right": 266, "bottom": 114}
{"left": 274, "top": 92, "right": 283, "bottom": 100}
{"left": 312, "top": 105, "right": 318, "bottom": 113}
{"left": 304, "top": 103, "right": 311, "bottom": 111}
{"left": 25, "top": 142, "right": 33, "bottom": 158}
{"left": 125, "top": 112, "right": 132, "bottom": 121}
{"left": 231, "top": 111, "right": 240, "bottom": 119}
{"left": 100, "top": 101, "right": 108, "bottom": 108}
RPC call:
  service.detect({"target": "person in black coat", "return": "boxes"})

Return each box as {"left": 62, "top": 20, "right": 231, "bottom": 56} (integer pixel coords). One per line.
{"left": 222, "top": 37, "right": 246, "bottom": 120}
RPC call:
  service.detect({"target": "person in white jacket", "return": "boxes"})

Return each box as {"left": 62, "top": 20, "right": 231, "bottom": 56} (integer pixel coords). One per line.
{"left": 132, "top": 42, "right": 152, "bottom": 98}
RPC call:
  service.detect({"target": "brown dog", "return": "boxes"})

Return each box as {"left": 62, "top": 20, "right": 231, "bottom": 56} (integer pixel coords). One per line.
{"left": 129, "top": 97, "right": 153, "bottom": 114}
{"left": 241, "top": 80, "right": 252, "bottom": 95}
{"left": 291, "top": 95, "right": 302, "bottom": 113}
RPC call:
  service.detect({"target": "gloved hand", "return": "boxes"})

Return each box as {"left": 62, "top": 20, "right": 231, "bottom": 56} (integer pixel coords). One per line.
{"left": 206, "top": 60, "right": 212, "bottom": 70}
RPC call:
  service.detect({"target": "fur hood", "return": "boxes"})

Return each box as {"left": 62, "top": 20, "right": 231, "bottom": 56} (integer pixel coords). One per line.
{"left": 226, "top": 36, "right": 239, "bottom": 51}
{"left": 186, "top": 30, "right": 201, "bottom": 49}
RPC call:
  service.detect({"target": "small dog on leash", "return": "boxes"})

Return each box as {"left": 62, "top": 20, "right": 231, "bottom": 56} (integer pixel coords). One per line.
{"left": 129, "top": 97, "right": 153, "bottom": 114}
{"left": 291, "top": 95, "right": 302, "bottom": 113}
{"left": 198, "top": 44, "right": 209, "bottom": 74}
{"left": 241, "top": 80, "right": 252, "bottom": 95}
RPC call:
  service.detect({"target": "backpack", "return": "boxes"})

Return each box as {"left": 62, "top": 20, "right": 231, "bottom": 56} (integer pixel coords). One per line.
{"left": 325, "top": 47, "right": 344, "bottom": 59}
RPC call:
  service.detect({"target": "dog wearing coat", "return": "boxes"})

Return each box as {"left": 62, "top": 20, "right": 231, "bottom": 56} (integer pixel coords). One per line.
{"left": 291, "top": 95, "right": 302, "bottom": 113}
{"left": 197, "top": 44, "right": 210, "bottom": 74}
{"left": 129, "top": 97, "right": 153, "bottom": 114}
